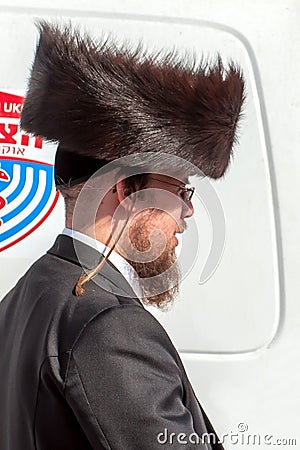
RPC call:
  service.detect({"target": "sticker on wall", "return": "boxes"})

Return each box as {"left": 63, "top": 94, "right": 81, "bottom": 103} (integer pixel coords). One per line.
{"left": 0, "top": 90, "right": 59, "bottom": 252}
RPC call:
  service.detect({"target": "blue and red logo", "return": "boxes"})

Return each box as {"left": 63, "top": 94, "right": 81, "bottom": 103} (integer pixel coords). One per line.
{"left": 0, "top": 91, "right": 59, "bottom": 252}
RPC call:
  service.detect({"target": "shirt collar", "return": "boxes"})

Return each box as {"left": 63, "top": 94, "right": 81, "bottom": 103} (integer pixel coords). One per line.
{"left": 62, "top": 228, "right": 142, "bottom": 300}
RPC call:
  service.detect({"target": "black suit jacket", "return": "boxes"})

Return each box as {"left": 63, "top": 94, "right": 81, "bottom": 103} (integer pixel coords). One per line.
{"left": 0, "top": 235, "right": 224, "bottom": 449}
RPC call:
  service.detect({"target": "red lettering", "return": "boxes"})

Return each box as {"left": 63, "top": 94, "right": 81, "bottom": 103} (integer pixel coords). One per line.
{"left": 34, "top": 137, "right": 43, "bottom": 149}
{"left": 21, "top": 134, "right": 29, "bottom": 146}
{"left": 21, "top": 134, "right": 43, "bottom": 149}
{"left": 0, "top": 123, "right": 18, "bottom": 144}
{"left": 0, "top": 91, "right": 24, "bottom": 119}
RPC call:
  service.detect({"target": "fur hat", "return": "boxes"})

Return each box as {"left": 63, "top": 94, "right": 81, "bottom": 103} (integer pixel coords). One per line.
{"left": 21, "top": 21, "right": 245, "bottom": 184}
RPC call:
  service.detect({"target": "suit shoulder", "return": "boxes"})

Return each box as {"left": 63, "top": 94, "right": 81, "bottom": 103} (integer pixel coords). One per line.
{"left": 51, "top": 283, "right": 138, "bottom": 354}
{"left": 72, "top": 304, "right": 180, "bottom": 363}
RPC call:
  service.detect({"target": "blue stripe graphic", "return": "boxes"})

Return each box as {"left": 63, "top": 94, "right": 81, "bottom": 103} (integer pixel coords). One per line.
{"left": 0, "top": 159, "right": 54, "bottom": 243}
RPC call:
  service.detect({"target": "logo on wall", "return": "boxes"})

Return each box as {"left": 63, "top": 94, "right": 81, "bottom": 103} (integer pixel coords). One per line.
{"left": 0, "top": 91, "right": 59, "bottom": 252}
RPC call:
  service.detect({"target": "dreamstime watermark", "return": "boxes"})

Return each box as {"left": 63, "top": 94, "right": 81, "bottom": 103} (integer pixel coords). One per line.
{"left": 72, "top": 152, "right": 226, "bottom": 298}
{"left": 156, "top": 423, "right": 297, "bottom": 446}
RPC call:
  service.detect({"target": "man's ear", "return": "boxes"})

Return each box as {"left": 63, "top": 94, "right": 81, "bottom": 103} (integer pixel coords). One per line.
{"left": 115, "top": 178, "right": 134, "bottom": 211}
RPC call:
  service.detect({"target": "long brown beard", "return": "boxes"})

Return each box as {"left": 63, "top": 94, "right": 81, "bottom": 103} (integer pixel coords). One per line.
{"left": 122, "top": 210, "right": 181, "bottom": 310}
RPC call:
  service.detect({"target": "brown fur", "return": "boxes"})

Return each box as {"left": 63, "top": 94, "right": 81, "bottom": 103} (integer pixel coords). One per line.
{"left": 21, "top": 21, "right": 245, "bottom": 179}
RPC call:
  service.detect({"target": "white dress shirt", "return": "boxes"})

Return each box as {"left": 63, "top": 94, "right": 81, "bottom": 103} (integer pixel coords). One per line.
{"left": 62, "top": 228, "right": 142, "bottom": 299}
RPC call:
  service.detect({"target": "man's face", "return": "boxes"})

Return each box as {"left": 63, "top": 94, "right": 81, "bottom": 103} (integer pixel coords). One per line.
{"left": 145, "top": 173, "right": 194, "bottom": 242}
{"left": 119, "top": 174, "right": 194, "bottom": 309}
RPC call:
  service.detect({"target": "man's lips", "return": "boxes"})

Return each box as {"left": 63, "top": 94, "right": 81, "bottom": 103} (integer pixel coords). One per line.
{"left": 173, "top": 228, "right": 184, "bottom": 246}
{"left": 173, "top": 222, "right": 185, "bottom": 245}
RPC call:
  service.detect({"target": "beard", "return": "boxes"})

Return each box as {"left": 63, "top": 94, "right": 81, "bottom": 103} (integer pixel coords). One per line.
{"left": 121, "top": 209, "right": 181, "bottom": 310}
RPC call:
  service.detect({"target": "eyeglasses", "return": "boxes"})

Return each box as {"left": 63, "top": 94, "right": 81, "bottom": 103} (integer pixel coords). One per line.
{"left": 147, "top": 177, "right": 195, "bottom": 203}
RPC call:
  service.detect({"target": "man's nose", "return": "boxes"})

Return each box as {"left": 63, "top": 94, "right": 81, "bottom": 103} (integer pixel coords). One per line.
{"left": 181, "top": 200, "right": 194, "bottom": 219}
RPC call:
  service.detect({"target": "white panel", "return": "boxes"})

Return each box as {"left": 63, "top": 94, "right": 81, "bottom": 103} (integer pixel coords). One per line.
{"left": 0, "top": 8, "right": 279, "bottom": 354}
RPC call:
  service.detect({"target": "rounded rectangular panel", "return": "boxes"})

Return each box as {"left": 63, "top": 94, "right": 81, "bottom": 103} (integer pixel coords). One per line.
{"left": 0, "top": 9, "right": 280, "bottom": 355}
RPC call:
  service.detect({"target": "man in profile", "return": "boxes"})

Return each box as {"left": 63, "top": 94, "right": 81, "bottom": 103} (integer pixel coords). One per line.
{"left": 0, "top": 22, "right": 244, "bottom": 449}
